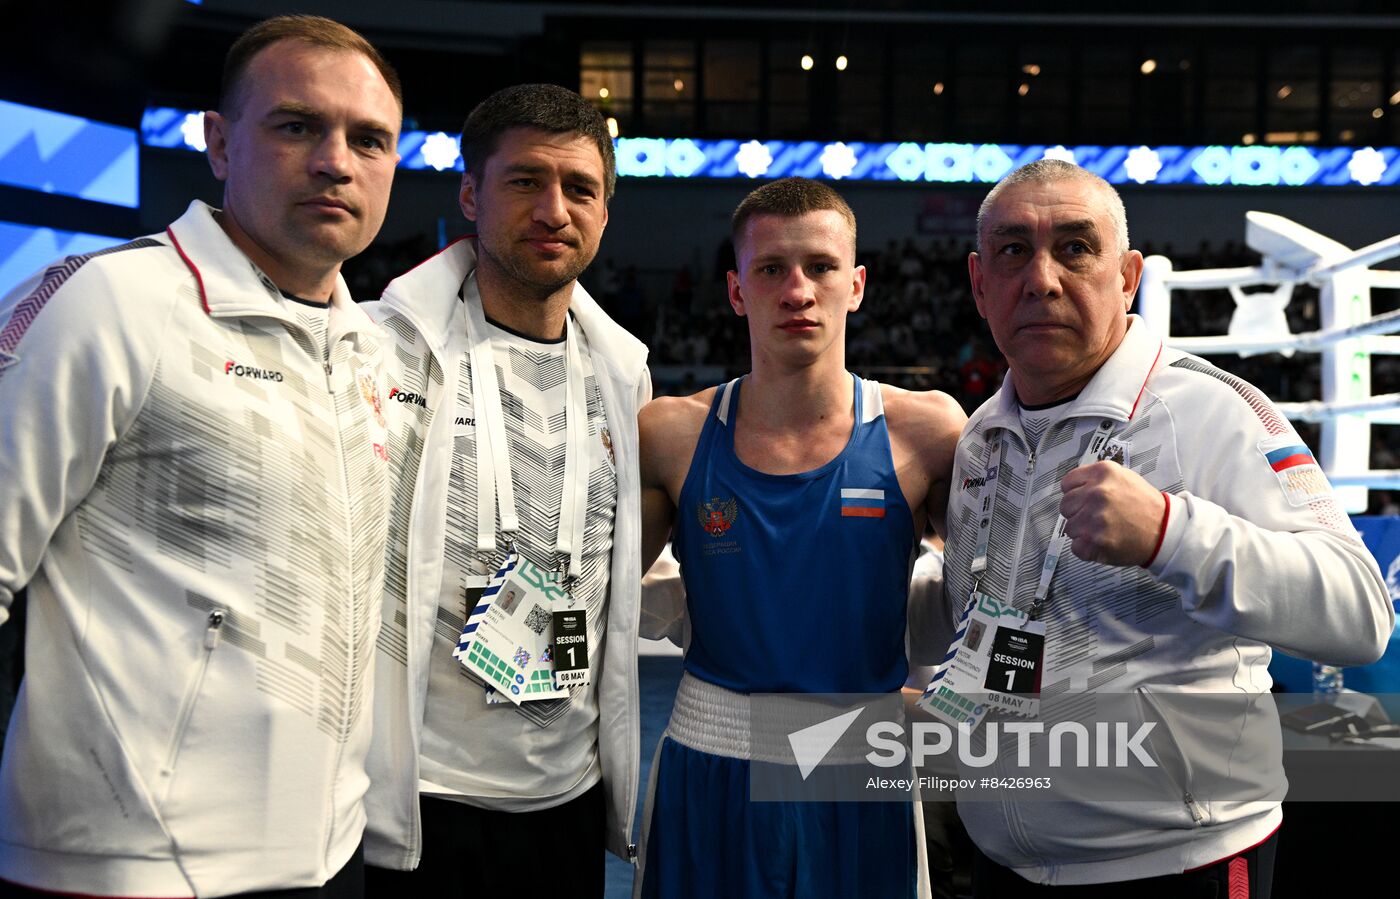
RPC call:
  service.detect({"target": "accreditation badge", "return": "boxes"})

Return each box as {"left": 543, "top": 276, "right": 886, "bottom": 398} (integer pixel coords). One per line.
{"left": 454, "top": 550, "right": 570, "bottom": 706}
{"left": 550, "top": 602, "right": 590, "bottom": 689}
{"left": 919, "top": 591, "right": 1046, "bottom": 728}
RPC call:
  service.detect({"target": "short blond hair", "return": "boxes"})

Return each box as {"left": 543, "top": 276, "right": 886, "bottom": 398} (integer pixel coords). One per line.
{"left": 732, "top": 177, "right": 857, "bottom": 257}
{"left": 220, "top": 15, "right": 403, "bottom": 117}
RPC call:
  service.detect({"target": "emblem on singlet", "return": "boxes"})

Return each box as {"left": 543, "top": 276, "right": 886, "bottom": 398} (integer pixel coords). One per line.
{"left": 696, "top": 496, "right": 739, "bottom": 537}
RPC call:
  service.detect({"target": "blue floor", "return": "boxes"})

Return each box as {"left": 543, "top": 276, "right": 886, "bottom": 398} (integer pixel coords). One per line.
{"left": 605, "top": 654, "right": 684, "bottom": 898}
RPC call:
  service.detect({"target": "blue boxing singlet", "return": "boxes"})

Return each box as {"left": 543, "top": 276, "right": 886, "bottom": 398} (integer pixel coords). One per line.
{"left": 672, "top": 374, "right": 917, "bottom": 694}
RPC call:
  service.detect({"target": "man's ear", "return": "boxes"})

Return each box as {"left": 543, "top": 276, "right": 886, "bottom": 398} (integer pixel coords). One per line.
{"left": 726, "top": 271, "right": 746, "bottom": 317}
{"left": 1120, "top": 249, "right": 1145, "bottom": 311}
{"left": 849, "top": 264, "right": 867, "bottom": 314}
{"left": 459, "top": 172, "right": 478, "bottom": 222}
{"left": 969, "top": 251, "right": 988, "bottom": 320}
{"left": 205, "top": 111, "right": 230, "bottom": 182}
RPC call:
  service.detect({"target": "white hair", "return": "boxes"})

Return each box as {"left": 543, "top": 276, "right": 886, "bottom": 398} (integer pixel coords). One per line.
{"left": 976, "top": 159, "right": 1130, "bottom": 256}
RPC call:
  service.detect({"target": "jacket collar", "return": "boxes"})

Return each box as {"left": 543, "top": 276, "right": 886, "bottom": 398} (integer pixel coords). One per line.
{"left": 378, "top": 236, "right": 649, "bottom": 383}
{"left": 982, "top": 314, "right": 1164, "bottom": 433}
{"left": 165, "top": 200, "right": 384, "bottom": 339}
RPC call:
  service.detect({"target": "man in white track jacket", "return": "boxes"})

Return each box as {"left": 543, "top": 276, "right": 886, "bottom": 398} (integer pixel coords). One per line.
{"left": 0, "top": 16, "right": 402, "bottom": 898}
{"left": 925, "top": 159, "right": 1392, "bottom": 898}
{"left": 362, "top": 85, "right": 649, "bottom": 898}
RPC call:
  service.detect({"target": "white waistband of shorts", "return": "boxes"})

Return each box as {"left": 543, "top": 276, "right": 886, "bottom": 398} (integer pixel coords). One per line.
{"left": 665, "top": 673, "right": 757, "bottom": 759}
{"left": 664, "top": 673, "right": 873, "bottom": 765}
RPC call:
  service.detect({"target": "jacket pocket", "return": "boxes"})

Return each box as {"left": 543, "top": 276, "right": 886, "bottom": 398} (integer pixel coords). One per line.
{"left": 159, "top": 609, "right": 225, "bottom": 793}
{"left": 1137, "top": 686, "right": 1209, "bottom": 826}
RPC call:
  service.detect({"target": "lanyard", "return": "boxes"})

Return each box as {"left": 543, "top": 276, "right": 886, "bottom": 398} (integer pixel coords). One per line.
{"left": 462, "top": 279, "right": 590, "bottom": 586}
{"left": 969, "top": 418, "right": 1117, "bottom": 619}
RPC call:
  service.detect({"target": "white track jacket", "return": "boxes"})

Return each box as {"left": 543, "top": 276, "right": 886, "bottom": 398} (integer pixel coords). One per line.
{"left": 930, "top": 316, "right": 1392, "bottom": 885}
{"left": 361, "top": 239, "right": 651, "bottom": 868}
{"left": 0, "top": 202, "right": 390, "bottom": 896}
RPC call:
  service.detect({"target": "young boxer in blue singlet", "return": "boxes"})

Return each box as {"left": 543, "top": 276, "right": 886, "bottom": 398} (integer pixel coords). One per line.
{"left": 637, "top": 178, "right": 966, "bottom": 898}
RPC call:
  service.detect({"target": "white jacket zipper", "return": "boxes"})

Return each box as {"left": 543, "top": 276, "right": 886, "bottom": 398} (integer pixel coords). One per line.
{"left": 1138, "top": 687, "right": 1207, "bottom": 823}
{"left": 162, "top": 609, "right": 225, "bottom": 776}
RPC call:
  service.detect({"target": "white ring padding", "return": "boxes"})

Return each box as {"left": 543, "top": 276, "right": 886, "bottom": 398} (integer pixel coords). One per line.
{"left": 1275, "top": 393, "right": 1400, "bottom": 422}
{"left": 1167, "top": 305, "right": 1400, "bottom": 356}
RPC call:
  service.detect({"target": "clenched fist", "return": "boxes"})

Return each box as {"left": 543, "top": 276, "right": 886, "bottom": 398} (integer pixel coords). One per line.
{"left": 1059, "top": 461, "right": 1168, "bottom": 567}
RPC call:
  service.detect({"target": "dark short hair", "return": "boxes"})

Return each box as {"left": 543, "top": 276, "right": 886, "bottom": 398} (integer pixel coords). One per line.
{"left": 731, "top": 177, "right": 857, "bottom": 258}
{"left": 459, "top": 84, "right": 617, "bottom": 201}
{"left": 220, "top": 15, "right": 403, "bottom": 117}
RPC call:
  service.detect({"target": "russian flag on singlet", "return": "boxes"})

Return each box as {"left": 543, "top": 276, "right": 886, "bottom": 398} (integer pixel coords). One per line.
{"left": 840, "top": 488, "right": 885, "bottom": 518}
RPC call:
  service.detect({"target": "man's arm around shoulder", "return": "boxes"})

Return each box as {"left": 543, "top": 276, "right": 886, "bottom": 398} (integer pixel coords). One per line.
{"left": 638, "top": 391, "right": 711, "bottom": 570}
{"left": 883, "top": 386, "right": 967, "bottom": 538}
{"left": 637, "top": 390, "right": 711, "bottom": 644}
{"left": 882, "top": 386, "right": 967, "bottom": 665}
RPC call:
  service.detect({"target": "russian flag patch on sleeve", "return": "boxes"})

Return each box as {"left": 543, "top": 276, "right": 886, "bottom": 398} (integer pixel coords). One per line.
{"left": 840, "top": 488, "right": 885, "bottom": 518}
{"left": 1257, "top": 436, "right": 1331, "bottom": 507}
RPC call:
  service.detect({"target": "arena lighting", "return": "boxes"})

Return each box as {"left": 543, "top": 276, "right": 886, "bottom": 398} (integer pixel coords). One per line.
{"left": 0, "top": 220, "right": 124, "bottom": 297}
{"left": 1, "top": 100, "right": 138, "bottom": 208}
{"left": 141, "top": 107, "right": 1400, "bottom": 186}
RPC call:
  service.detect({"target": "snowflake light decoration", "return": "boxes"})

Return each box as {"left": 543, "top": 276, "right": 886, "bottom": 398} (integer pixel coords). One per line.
{"left": 820, "top": 142, "right": 858, "bottom": 180}
{"left": 735, "top": 141, "right": 773, "bottom": 178}
{"left": 1124, "top": 146, "right": 1163, "bottom": 184}
{"left": 1348, "top": 147, "right": 1387, "bottom": 186}
{"left": 421, "top": 132, "right": 461, "bottom": 172}
{"left": 1041, "top": 145, "right": 1076, "bottom": 164}
{"left": 181, "top": 112, "right": 207, "bottom": 152}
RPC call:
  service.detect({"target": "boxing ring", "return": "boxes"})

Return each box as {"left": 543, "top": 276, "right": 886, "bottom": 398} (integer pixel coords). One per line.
{"left": 1138, "top": 211, "right": 1400, "bottom": 511}
{"left": 1137, "top": 212, "right": 1400, "bottom": 689}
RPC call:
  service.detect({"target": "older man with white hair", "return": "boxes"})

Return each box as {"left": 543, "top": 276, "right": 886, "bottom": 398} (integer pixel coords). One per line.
{"left": 929, "top": 159, "right": 1392, "bottom": 898}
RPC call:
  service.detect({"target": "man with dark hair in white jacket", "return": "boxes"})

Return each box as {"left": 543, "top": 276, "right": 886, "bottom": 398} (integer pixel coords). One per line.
{"left": 362, "top": 84, "right": 649, "bottom": 898}
{"left": 0, "top": 14, "right": 402, "bottom": 899}
{"left": 929, "top": 159, "right": 1393, "bottom": 898}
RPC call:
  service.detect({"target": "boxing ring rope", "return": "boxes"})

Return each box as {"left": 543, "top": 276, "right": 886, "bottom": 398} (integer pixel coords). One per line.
{"left": 1138, "top": 211, "right": 1400, "bottom": 513}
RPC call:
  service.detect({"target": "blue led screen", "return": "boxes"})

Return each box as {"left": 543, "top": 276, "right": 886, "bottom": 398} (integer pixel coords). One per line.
{"left": 139, "top": 105, "right": 1400, "bottom": 188}
{"left": 0, "top": 221, "right": 126, "bottom": 299}
{"left": 0, "top": 100, "right": 139, "bottom": 208}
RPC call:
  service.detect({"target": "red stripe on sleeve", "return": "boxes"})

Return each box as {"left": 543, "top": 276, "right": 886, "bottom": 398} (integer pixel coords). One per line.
{"left": 1143, "top": 491, "right": 1170, "bottom": 568}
